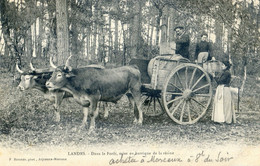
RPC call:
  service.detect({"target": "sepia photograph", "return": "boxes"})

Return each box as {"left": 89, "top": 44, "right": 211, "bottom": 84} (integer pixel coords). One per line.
{"left": 0, "top": 0, "right": 259, "bottom": 165}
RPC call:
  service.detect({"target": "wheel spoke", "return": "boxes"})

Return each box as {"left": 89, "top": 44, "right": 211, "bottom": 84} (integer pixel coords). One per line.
{"left": 143, "top": 95, "right": 150, "bottom": 102}
{"left": 194, "top": 93, "right": 211, "bottom": 97}
{"left": 187, "top": 101, "right": 191, "bottom": 122}
{"left": 191, "top": 97, "right": 206, "bottom": 109}
{"left": 191, "top": 73, "right": 206, "bottom": 90}
{"left": 153, "top": 96, "right": 156, "bottom": 111}
{"left": 146, "top": 96, "right": 152, "bottom": 111}
{"left": 191, "top": 100, "right": 202, "bottom": 117}
{"left": 169, "top": 99, "right": 184, "bottom": 116}
{"left": 156, "top": 97, "right": 164, "bottom": 111}
{"left": 193, "top": 83, "right": 210, "bottom": 93}
{"left": 167, "top": 96, "right": 183, "bottom": 106}
{"left": 142, "top": 93, "right": 164, "bottom": 117}
{"left": 180, "top": 101, "right": 186, "bottom": 122}
{"left": 189, "top": 67, "right": 197, "bottom": 88}
{"left": 168, "top": 82, "right": 183, "bottom": 92}
{"left": 176, "top": 71, "right": 185, "bottom": 90}
{"left": 185, "top": 67, "right": 188, "bottom": 89}
{"left": 165, "top": 92, "right": 183, "bottom": 96}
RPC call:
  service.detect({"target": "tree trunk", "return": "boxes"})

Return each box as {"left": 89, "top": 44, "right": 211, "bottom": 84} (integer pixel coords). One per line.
{"left": 70, "top": 0, "right": 80, "bottom": 66}
{"left": 32, "top": 21, "right": 36, "bottom": 57}
{"left": 121, "top": 22, "right": 127, "bottom": 65}
{"left": 46, "top": 0, "right": 57, "bottom": 59}
{"left": 25, "top": 5, "right": 32, "bottom": 57}
{"left": 168, "top": 7, "right": 175, "bottom": 43}
{"left": 91, "top": 4, "right": 98, "bottom": 61}
{"left": 108, "top": 15, "right": 112, "bottom": 63}
{"left": 56, "top": 0, "right": 69, "bottom": 66}
{"left": 131, "top": 0, "right": 142, "bottom": 59}
{"left": 160, "top": 6, "right": 168, "bottom": 44}
{"left": 257, "top": 2, "right": 260, "bottom": 54}
{"left": 114, "top": 17, "right": 119, "bottom": 63}
{"left": 25, "top": 26, "right": 32, "bottom": 57}
{"left": 214, "top": 19, "right": 224, "bottom": 59}
{"left": 0, "top": 0, "right": 20, "bottom": 71}
{"left": 37, "top": 1, "right": 43, "bottom": 57}
{"left": 227, "top": 26, "right": 234, "bottom": 75}
{"left": 154, "top": 0, "right": 163, "bottom": 47}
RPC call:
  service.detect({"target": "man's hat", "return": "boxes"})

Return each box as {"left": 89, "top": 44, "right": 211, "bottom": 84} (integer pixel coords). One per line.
{"left": 201, "top": 32, "right": 208, "bottom": 37}
{"left": 222, "top": 60, "right": 231, "bottom": 69}
{"left": 174, "top": 26, "right": 184, "bottom": 31}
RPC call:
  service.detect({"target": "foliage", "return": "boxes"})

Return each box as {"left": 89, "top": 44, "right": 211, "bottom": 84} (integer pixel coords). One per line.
{"left": 0, "top": 0, "right": 259, "bottom": 74}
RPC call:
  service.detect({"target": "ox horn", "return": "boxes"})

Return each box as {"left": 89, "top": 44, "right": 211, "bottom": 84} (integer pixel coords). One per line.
{"left": 65, "top": 55, "right": 73, "bottom": 71}
{"left": 50, "top": 56, "right": 57, "bottom": 69}
{"left": 65, "top": 55, "right": 73, "bottom": 68}
{"left": 16, "top": 62, "right": 24, "bottom": 74}
{"left": 29, "top": 59, "right": 36, "bottom": 71}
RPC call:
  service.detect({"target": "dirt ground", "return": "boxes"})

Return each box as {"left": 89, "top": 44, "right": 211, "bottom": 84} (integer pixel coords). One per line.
{"left": 0, "top": 71, "right": 259, "bottom": 165}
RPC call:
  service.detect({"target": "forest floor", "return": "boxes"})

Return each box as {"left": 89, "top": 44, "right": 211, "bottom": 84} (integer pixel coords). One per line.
{"left": 0, "top": 70, "right": 259, "bottom": 165}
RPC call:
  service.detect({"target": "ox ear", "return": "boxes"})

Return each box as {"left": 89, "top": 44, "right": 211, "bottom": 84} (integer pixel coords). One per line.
{"left": 33, "top": 76, "right": 38, "bottom": 79}
{"left": 65, "top": 73, "right": 76, "bottom": 78}
{"left": 64, "top": 66, "right": 73, "bottom": 72}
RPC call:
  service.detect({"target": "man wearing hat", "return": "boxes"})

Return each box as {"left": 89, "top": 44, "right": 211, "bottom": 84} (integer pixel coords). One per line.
{"left": 195, "top": 33, "right": 213, "bottom": 63}
{"left": 174, "top": 26, "right": 190, "bottom": 59}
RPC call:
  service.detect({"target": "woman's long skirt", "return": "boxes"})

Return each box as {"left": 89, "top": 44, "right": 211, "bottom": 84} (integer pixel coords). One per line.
{"left": 212, "top": 85, "right": 237, "bottom": 124}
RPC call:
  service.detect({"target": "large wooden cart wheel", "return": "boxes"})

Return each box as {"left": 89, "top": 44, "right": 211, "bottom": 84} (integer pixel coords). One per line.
{"left": 141, "top": 89, "right": 164, "bottom": 117}
{"left": 162, "top": 64, "right": 212, "bottom": 124}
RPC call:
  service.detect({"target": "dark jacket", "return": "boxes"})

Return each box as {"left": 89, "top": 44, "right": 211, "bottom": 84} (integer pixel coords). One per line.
{"left": 195, "top": 41, "right": 212, "bottom": 60}
{"left": 216, "top": 69, "right": 231, "bottom": 86}
{"left": 175, "top": 33, "right": 190, "bottom": 59}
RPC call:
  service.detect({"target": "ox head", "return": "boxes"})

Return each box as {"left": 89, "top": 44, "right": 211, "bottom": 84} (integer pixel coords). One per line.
{"left": 46, "top": 55, "right": 75, "bottom": 90}
{"left": 46, "top": 55, "right": 104, "bottom": 91}
{"left": 45, "top": 68, "right": 75, "bottom": 91}
{"left": 16, "top": 60, "right": 52, "bottom": 91}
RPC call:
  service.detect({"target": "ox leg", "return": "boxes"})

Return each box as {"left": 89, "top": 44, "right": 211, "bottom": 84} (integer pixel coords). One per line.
{"left": 53, "top": 108, "right": 61, "bottom": 123}
{"left": 134, "top": 101, "right": 143, "bottom": 124}
{"left": 127, "top": 93, "right": 143, "bottom": 125}
{"left": 89, "top": 101, "right": 98, "bottom": 132}
{"left": 103, "top": 102, "right": 109, "bottom": 119}
{"left": 130, "top": 86, "right": 143, "bottom": 125}
{"left": 81, "top": 107, "right": 89, "bottom": 128}
{"left": 53, "top": 92, "right": 65, "bottom": 123}
{"left": 97, "top": 102, "right": 108, "bottom": 119}
{"left": 52, "top": 101, "right": 61, "bottom": 123}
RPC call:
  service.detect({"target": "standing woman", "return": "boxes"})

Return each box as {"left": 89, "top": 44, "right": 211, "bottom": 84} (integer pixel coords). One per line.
{"left": 212, "top": 60, "right": 236, "bottom": 124}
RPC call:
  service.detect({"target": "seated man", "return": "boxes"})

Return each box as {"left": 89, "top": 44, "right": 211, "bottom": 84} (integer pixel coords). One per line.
{"left": 195, "top": 33, "right": 212, "bottom": 63}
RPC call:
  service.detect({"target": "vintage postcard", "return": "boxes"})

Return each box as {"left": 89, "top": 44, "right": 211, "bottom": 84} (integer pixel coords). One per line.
{"left": 0, "top": 0, "right": 259, "bottom": 165}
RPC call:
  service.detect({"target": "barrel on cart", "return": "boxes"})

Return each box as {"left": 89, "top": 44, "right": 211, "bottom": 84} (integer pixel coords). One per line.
{"left": 130, "top": 54, "right": 223, "bottom": 125}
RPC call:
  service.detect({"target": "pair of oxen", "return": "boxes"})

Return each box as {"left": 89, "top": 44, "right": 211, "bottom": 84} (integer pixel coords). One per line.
{"left": 17, "top": 56, "right": 143, "bottom": 131}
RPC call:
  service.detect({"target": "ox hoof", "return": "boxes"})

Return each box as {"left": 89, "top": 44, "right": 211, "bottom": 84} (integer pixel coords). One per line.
{"left": 88, "top": 127, "right": 95, "bottom": 134}
{"left": 53, "top": 118, "right": 60, "bottom": 123}
{"left": 53, "top": 114, "right": 61, "bottom": 123}
{"left": 80, "top": 124, "right": 88, "bottom": 130}
{"left": 103, "top": 114, "right": 109, "bottom": 119}
{"left": 133, "top": 119, "right": 142, "bottom": 126}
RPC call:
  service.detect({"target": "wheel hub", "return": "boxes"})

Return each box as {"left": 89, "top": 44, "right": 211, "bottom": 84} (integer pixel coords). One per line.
{"left": 182, "top": 89, "right": 193, "bottom": 100}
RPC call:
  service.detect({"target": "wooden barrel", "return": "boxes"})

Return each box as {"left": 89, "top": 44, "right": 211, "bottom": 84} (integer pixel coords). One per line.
{"left": 147, "top": 55, "right": 189, "bottom": 77}
{"left": 147, "top": 55, "right": 189, "bottom": 89}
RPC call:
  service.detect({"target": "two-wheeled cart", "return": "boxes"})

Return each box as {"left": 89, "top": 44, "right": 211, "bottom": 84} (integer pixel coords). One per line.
{"left": 131, "top": 54, "right": 223, "bottom": 124}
